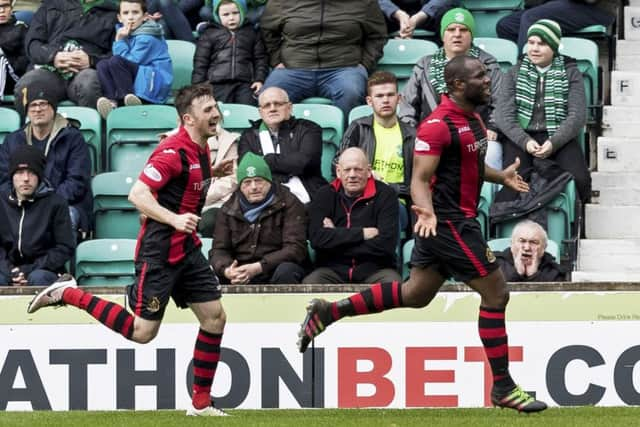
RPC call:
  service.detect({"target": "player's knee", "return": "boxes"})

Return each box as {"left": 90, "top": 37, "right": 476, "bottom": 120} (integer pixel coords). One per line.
{"left": 132, "top": 323, "right": 159, "bottom": 344}
{"left": 200, "top": 307, "right": 226, "bottom": 332}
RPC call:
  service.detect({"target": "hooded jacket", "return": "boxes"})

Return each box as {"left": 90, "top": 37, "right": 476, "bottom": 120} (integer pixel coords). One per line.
{"left": 113, "top": 19, "right": 173, "bottom": 104}
{"left": 0, "top": 181, "right": 74, "bottom": 278}
{"left": 0, "top": 114, "right": 93, "bottom": 230}
{"left": 308, "top": 177, "right": 398, "bottom": 282}
{"left": 192, "top": 0, "right": 268, "bottom": 85}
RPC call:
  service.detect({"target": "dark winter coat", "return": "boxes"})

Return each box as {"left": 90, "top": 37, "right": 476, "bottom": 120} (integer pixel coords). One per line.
{"left": 0, "top": 182, "right": 74, "bottom": 277}
{"left": 0, "top": 15, "right": 28, "bottom": 77}
{"left": 496, "top": 248, "right": 567, "bottom": 282}
{"left": 192, "top": 23, "right": 268, "bottom": 85}
{"left": 308, "top": 177, "right": 399, "bottom": 282}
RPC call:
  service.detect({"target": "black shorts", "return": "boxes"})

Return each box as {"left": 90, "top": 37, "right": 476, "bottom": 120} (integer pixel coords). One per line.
{"left": 410, "top": 218, "right": 500, "bottom": 283}
{"left": 127, "top": 249, "right": 221, "bottom": 321}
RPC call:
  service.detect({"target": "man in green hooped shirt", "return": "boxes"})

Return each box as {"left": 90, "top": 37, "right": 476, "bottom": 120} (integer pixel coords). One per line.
{"left": 339, "top": 71, "right": 416, "bottom": 233}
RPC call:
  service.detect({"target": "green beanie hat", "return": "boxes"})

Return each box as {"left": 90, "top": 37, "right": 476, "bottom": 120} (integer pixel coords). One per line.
{"left": 440, "top": 8, "right": 475, "bottom": 39}
{"left": 527, "top": 19, "right": 562, "bottom": 53}
{"left": 237, "top": 152, "right": 272, "bottom": 184}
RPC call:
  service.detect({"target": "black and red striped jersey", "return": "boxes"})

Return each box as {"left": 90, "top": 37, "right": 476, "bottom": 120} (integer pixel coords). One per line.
{"left": 136, "top": 127, "right": 211, "bottom": 264}
{"left": 414, "top": 95, "right": 487, "bottom": 221}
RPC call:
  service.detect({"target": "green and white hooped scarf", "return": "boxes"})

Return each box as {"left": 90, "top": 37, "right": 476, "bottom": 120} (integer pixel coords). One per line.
{"left": 428, "top": 45, "right": 481, "bottom": 95}
{"left": 515, "top": 55, "right": 568, "bottom": 135}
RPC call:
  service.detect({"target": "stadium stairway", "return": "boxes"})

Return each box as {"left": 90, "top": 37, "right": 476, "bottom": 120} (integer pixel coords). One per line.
{"left": 573, "top": 5, "right": 640, "bottom": 281}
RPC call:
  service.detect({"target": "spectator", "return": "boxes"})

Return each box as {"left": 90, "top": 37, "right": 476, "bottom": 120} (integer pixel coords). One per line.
{"left": 340, "top": 71, "right": 415, "bottom": 234}
{"left": 192, "top": 0, "right": 268, "bottom": 106}
{"left": 96, "top": 0, "right": 173, "bottom": 119}
{"left": 495, "top": 219, "right": 566, "bottom": 282}
{"left": 238, "top": 86, "right": 327, "bottom": 204}
{"left": 303, "top": 147, "right": 401, "bottom": 284}
{"left": 0, "top": 0, "right": 28, "bottom": 98}
{"left": 399, "top": 8, "right": 503, "bottom": 168}
{"left": 497, "top": 0, "right": 615, "bottom": 52}
{"left": 15, "top": 0, "right": 118, "bottom": 111}
{"left": 199, "top": 0, "right": 266, "bottom": 30}
{"left": 146, "top": 0, "right": 196, "bottom": 42}
{"left": 378, "top": 0, "right": 460, "bottom": 38}
{"left": 0, "top": 82, "right": 93, "bottom": 237}
{"left": 0, "top": 145, "right": 74, "bottom": 286}
{"left": 260, "top": 0, "right": 387, "bottom": 118}
{"left": 495, "top": 19, "right": 590, "bottom": 202}
{"left": 212, "top": 152, "right": 307, "bottom": 284}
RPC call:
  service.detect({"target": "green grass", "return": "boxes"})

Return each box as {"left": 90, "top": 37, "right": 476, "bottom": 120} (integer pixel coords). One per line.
{"left": 1, "top": 407, "right": 638, "bottom": 427}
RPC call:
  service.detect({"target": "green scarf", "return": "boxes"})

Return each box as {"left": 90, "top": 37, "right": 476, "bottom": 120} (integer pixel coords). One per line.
{"left": 428, "top": 45, "right": 480, "bottom": 95}
{"left": 515, "top": 55, "right": 568, "bottom": 135}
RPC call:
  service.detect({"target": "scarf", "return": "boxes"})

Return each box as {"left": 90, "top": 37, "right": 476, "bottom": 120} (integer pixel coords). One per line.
{"left": 429, "top": 45, "right": 481, "bottom": 95}
{"left": 515, "top": 55, "right": 568, "bottom": 135}
{"left": 239, "top": 185, "right": 275, "bottom": 223}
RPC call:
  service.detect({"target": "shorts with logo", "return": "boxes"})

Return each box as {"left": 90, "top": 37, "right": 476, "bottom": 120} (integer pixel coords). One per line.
{"left": 410, "top": 218, "right": 499, "bottom": 283}
{"left": 127, "top": 249, "right": 221, "bottom": 321}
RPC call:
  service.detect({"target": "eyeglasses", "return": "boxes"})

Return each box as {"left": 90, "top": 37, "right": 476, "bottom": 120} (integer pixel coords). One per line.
{"left": 28, "top": 101, "right": 50, "bottom": 110}
{"left": 259, "top": 101, "right": 289, "bottom": 110}
{"left": 0, "top": 4, "right": 12, "bottom": 10}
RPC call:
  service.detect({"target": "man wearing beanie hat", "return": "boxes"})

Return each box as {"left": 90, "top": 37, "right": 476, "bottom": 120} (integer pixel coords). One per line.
{"left": 496, "top": 0, "right": 615, "bottom": 52}
{"left": 0, "top": 145, "right": 74, "bottom": 286}
{"left": 0, "top": 80, "right": 93, "bottom": 239}
{"left": 378, "top": 0, "right": 459, "bottom": 39}
{"left": 399, "top": 7, "right": 503, "bottom": 168}
{"left": 212, "top": 152, "right": 308, "bottom": 284}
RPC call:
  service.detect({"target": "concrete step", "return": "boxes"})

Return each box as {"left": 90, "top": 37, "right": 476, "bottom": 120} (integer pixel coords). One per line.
{"left": 617, "top": 39, "right": 640, "bottom": 56}
{"left": 611, "top": 71, "right": 640, "bottom": 106}
{"left": 616, "top": 55, "right": 640, "bottom": 71}
{"left": 624, "top": 7, "right": 640, "bottom": 41}
{"left": 585, "top": 205, "right": 640, "bottom": 238}
{"left": 597, "top": 137, "right": 640, "bottom": 172}
{"left": 571, "top": 271, "right": 640, "bottom": 282}
{"left": 630, "top": 0, "right": 640, "bottom": 7}
{"left": 577, "top": 239, "right": 640, "bottom": 271}
{"left": 591, "top": 172, "right": 640, "bottom": 205}
{"left": 601, "top": 105, "right": 640, "bottom": 137}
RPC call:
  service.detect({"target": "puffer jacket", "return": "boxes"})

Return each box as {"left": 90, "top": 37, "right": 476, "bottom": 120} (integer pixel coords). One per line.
{"left": 0, "top": 182, "right": 74, "bottom": 277}
{"left": 211, "top": 183, "right": 307, "bottom": 277}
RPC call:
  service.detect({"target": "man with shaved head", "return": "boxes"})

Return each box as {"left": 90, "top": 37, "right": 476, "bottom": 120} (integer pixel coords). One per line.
{"left": 297, "top": 56, "right": 548, "bottom": 413}
{"left": 238, "top": 86, "right": 327, "bottom": 204}
{"left": 303, "top": 147, "right": 401, "bottom": 284}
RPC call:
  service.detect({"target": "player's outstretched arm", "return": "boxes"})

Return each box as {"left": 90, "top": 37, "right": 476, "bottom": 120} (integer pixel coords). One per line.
{"left": 484, "top": 157, "right": 529, "bottom": 193}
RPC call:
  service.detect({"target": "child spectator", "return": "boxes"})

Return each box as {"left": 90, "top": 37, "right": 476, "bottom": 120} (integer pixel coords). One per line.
{"left": 0, "top": 0, "right": 28, "bottom": 98}
{"left": 192, "top": 0, "right": 267, "bottom": 106}
{"left": 96, "top": 0, "right": 173, "bottom": 119}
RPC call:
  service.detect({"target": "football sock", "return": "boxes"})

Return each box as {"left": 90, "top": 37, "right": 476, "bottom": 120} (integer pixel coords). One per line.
{"left": 62, "top": 288, "right": 134, "bottom": 339}
{"left": 192, "top": 328, "right": 223, "bottom": 409}
{"left": 331, "top": 281, "right": 403, "bottom": 321}
{"left": 478, "top": 306, "right": 516, "bottom": 390}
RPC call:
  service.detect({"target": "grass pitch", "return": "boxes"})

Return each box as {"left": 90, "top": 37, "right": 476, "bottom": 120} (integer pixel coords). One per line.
{"left": 0, "top": 407, "right": 637, "bottom": 427}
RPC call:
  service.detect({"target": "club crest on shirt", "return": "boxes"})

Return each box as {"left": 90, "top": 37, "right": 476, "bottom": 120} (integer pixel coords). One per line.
{"left": 415, "top": 138, "right": 431, "bottom": 152}
{"left": 143, "top": 164, "right": 162, "bottom": 182}
{"left": 486, "top": 247, "right": 496, "bottom": 263}
{"left": 147, "top": 297, "right": 161, "bottom": 313}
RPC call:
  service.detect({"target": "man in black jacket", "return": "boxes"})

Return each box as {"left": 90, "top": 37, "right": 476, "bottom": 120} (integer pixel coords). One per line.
{"left": 496, "top": 219, "right": 566, "bottom": 282}
{"left": 303, "top": 147, "right": 401, "bottom": 284}
{"left": 0, "top": 0, "right": 28, "bottom": 98}
{"left": 14, "top": 0, "right": 117, "bottom": 111}
{"left": 0, "top": 145, "right": 74, "bottom": 286}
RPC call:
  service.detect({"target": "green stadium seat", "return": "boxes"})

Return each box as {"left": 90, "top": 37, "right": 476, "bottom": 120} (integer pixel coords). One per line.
{"left": 58, "top": 106, "right": 103, "bottom": 174}
{"left": 106, "top": 105, "right": 177, "bottom": 172}
{"left": 0, "top": 107, "right": 20, "bottom": 144}
{"left": 75, "top": 239, "right": 136, "bottom": 286}
{"left": 166, "top": 40, "right": 196, "bottom": 104}
{"left": 301, "top": 97, "right": 333, "bottom": 105}
{"left": 200, "top": 237, "right": 213, "bottom": 259}
{"left": 488, "top": 237, "right": 560, "bottom": 262}
{"left": 462, "top": 0, "right": 523, "bottom": 11}
{"left": 320, "top": 143, "right": 337, "bottom": 182}
{"left": 477, "top": 182, "right": 494, "bottom": 239}
{"left": 558, "top": 37, "right": 599, "bottom": 124}
{"left": 376, "top": 39, "right": 439, "bottom": 91}
{"left": 390, "top": 29, "right": 437, "bottom": 40}
{"left": 470, "top": 10, "right": 514, "bottom": 38}
{"left": 218, "top": 102, "right": 260, "bottom": 133}
{"left": 92, "top": 172, "right": 140, "bottom": 239}
{"left": 348, "top": 105, "right": 373, "bottom": 124}
{"left": 474, "top": 37, "right": 518, "bottom": 72}
{"left": 402, "top": 238, "right": 415, "bottom": 281}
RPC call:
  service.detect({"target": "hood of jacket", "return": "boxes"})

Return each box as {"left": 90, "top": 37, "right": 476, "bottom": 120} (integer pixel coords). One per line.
{"left": 8, "top": 181, "right": 55, "bottom": 207}
{"left": 117, "top": 19, "right": 164, "bottom": 37}
{"left": 24, "top": 114, "right": 79, "bottom": 156}
{"left": 213, "top": 0, "right": 247, "bottom": 26}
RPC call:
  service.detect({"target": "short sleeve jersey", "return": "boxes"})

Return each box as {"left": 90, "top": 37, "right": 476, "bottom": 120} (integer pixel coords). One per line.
{"left": 136, "top": 126, "right": 211, "bottom": 264}
{"left": 414, "top": 95, "right": 488, "bottom": 220}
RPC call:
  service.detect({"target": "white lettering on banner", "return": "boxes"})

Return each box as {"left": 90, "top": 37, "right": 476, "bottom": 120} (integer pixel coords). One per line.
{"left": 2, "top": 322, "right": 640, "bottom": 410}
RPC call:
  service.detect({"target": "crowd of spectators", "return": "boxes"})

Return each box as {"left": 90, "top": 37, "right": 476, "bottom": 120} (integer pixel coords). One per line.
{"left": 0, "top": 0, "right": 608, "bottom": 285}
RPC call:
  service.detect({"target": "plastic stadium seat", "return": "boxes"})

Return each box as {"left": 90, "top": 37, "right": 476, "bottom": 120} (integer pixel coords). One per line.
{"left": 0, "top": 107, "right": 20, "bottom": 144}
{"left": 58, "top": 106, "right": 103, "bottom": 174}
{"left": 166, "top": 40, "right": 196, "bottom": 104}
{"left": 474, "top": 37, "right": 518, "bottom": 72}
{"left": 401, "top": 238, "right": 414, "bottom": 281}
{"left": 106, "top": 105, "right": 177, "bottom": 172}
{"left": 200, "top": 237, "right": 213, "bottom": 259}
{"left": 376, "top": 39, "right": 439, "bottom": 91}
{"left": 559, "top": 37, "right": 599, "bottom": 123}
{"left": 462, "top": 0, "right": 523, "bottom": 11}
{"left": 348, "top": 105, "right": 373, "bottom": 124}
{"left": 301, "top": 97, "right": 333, "bottom": 105}
{"left": 92, "top": 172, "right": 140, "bottom": 239}
{"left": 477, "top": 182, "right": 494, "bottom": 239}
{"left": 75, "top": 239, "right": 137, "bottom": 286}
{"left": 488, "top": 237, "right": 560, "bottom": 262}
{"left": 470, "top": 11, "right": 514, "bottom": 38}
{"left": 218, "top": 103, "right": 260, "bottom": 133}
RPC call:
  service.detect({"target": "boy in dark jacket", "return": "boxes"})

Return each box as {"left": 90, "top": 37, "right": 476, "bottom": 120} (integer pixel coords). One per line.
{"left": 192, "top": 0, "right": 267, "bottom": 105}
{"left": 0, "top": 145, "right": 74, "bottom": 286}
{"left": 0, "top": 0, "right": 28, "bottom": 98}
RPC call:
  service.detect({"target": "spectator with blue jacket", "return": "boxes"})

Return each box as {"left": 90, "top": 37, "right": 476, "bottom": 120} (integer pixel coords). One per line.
{"left": 96, "top": 0, "right": 173, "bottom": 119}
